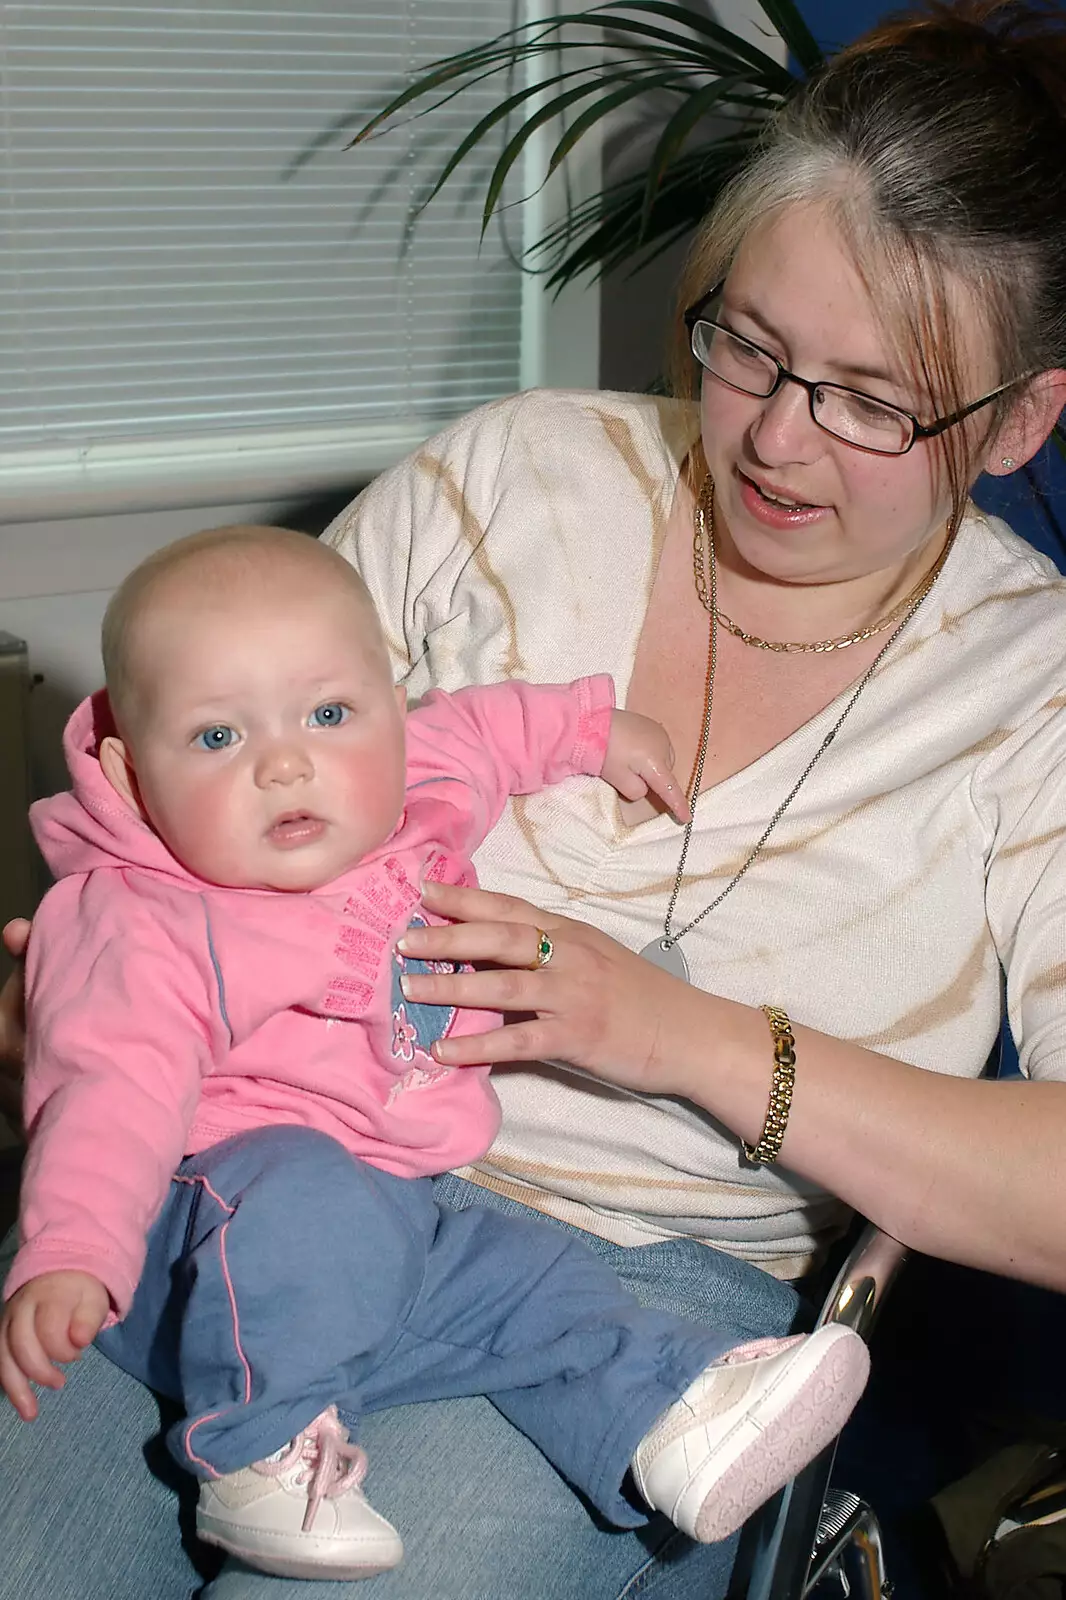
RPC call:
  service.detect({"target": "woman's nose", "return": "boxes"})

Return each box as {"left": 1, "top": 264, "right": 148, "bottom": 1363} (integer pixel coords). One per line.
{"left": 748, "top": 380, "right": 822, "bottom": 465}
{"left": 254, "top": 740, "right": 313, "bottom": 788}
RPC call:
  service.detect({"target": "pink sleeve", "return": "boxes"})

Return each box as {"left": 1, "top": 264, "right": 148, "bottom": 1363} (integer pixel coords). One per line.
{"left": 405, "top": 676, "right": 614, "bottom": 852}
{"left": 4, "top": 879, "right": 221, "bottom": 1320}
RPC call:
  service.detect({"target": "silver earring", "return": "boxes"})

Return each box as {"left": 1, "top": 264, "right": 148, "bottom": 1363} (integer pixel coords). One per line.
{"left": 1001, "top": 456, "right": 1016, "bottom": 469}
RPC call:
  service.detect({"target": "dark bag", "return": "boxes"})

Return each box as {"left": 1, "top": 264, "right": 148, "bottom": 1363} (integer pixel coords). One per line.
{"left": 931, "top": 1434, "right": 1066, "bottom": 1599}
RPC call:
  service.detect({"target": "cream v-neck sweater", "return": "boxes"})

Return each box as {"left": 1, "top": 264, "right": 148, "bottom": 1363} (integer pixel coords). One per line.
{"left": 326, "top": 388, "right": 1066, "bottom": 1278}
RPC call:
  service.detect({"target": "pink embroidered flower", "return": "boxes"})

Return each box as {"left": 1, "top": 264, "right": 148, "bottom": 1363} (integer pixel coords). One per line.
{"left": 391, "top": 1005, "right": 418, "bottom": 1064}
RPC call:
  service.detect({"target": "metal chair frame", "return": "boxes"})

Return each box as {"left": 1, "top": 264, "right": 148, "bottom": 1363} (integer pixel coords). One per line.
{"left": 736, "top": 1222, "right": 907, "bottom": 1599}
{"left": 736, "top": 1040, "right": 1003, "bottom": 1598}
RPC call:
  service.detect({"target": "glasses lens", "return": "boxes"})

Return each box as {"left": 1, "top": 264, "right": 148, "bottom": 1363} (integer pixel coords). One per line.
{"left": 814, "top": 386, "right": 912, "bottom": 454}
{"left": 691, "top": 323, "right": 777, "bottom": 397}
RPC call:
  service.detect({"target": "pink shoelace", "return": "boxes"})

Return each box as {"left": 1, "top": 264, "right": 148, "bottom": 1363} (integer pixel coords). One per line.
{"left": 254, "top": 1404, "right": 369, "bottom": 1533}
{"left": 715, "top": 1334, "right": 804, "bottom": 1367}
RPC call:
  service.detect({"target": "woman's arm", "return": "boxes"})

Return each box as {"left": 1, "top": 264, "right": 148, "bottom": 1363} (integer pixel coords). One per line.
{"left": 322, "top": 392, "right": 531, "bottom": 697}
{"left": 399, "top": 881, "right": 1066, "bottom": 1294}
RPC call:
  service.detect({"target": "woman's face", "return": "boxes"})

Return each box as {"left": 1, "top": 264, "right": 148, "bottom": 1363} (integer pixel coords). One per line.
{"left": 700, "top": 201, "right": 991, "bottom": 587}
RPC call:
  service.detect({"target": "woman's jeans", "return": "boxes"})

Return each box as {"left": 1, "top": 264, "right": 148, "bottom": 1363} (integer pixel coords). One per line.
{"left": 0, "top": 1171, "right": 802, "bottom": 1600}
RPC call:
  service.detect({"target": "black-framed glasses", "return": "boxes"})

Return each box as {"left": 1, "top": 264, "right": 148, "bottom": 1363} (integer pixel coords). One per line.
{"left": 684, "top": 284, "right": 1022, "bottom": 457}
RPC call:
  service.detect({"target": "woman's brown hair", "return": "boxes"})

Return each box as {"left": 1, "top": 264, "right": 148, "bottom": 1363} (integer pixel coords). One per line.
{"left": 672, "top": 1, "right": 1066, "bottom": 523}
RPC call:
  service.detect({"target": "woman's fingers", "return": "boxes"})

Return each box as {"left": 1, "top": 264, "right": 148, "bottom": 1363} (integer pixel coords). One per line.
{"left": 419, "top": 879, "right": 544, "bottom": 927}
{"left": 1, "top": 920, "right": 30, "bottom": 961}
{"left": 0, "top": 956, "right": 27, "bottom": 1130}
{"left": 399, "top": 916, "right": 548, "bottom": 969}
{"left": 431, "top": 1020, "right": 551, "bottom": 1067}
{"left": 404, "top": 880, "right": 693, "bottom": 1094}
{"left": 0, "top": 920, "right": 29, "bottom": 1095}
{"left": 402, "top": 962, "right": 541, "bottom": 1013}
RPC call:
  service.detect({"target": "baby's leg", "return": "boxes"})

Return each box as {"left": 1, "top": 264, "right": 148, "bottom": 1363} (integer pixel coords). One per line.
{"left": 99, "top": 1125, "right": 432, "bottom": 1580}
{"left": 351, "top": 1198, "right": 726, "bottom": 1522}
{"left": 352, "top": 1199, "right": 867, "bottom": 1540}
{"left": 100, "top": 1124, "right": 434, "bottom": 1473}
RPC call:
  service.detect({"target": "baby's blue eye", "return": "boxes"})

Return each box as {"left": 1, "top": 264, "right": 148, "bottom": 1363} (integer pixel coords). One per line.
{"left": 309, "top": 702, "right": 348, "bottom": 729}
{"left": 196, "top": 725, "right": 237, "bottom": 751}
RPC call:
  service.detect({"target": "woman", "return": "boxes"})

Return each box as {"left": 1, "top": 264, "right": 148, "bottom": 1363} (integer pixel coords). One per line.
{"left": 2, "top": 3, "right": 1066, "bottom": 1596}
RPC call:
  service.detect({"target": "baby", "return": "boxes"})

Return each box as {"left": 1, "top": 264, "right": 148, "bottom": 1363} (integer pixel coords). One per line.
{"left": 0, "top": 526, "right": 868, "bottom": 1582}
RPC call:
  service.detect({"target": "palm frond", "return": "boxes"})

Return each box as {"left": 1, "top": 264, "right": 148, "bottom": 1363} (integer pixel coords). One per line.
{"left": 481, "top": 67, "right": 688, "bottom": 230}
{"left": 347, "top": 0, "right": 821, "bottom": 288}
{"left": 639, "top": 73, "right": 753, "bottom": 237}
{"left": 756, "top": 0, "right": 824, "bottom": 75}
{"left": 532, "top": 132, "right": 761, "bottom": 288}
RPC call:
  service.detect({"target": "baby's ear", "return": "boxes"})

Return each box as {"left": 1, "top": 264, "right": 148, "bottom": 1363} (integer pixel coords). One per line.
{"left": 98, "top": 735, "right": 149, "bottom": 820}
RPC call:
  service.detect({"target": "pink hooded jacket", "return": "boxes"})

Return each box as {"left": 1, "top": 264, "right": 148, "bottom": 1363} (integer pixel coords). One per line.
{"left": 7, "top": 676, "right": 612, "bottom": 1317}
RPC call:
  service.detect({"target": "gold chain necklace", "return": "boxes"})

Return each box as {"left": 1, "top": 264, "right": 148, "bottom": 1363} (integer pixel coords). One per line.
{"left": 639, "top": 472, "right": 954, "bottom": 982}
{"left": 694, "top": 476, "right": 955, "bottom": 654}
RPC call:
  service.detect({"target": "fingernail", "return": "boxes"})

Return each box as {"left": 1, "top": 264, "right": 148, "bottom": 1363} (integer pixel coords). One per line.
{"left": 396, "top": 937, "right": 410, "bottom": 952}
{"left": 399, "top": 976, "right": 412, "bottom": 997}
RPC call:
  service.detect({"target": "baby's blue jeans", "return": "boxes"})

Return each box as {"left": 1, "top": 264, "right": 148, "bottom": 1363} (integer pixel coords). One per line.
{"left": 98, "top": 1123, "right": 732, "bottom": 1527}
{"left": 0, "top": 1156, "right": 803, "bottom": 1600}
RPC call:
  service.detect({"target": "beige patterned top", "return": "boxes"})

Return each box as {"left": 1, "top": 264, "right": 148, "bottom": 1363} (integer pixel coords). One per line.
{"left": 325, "top": 387, "right": 1066, "bottom": 1279}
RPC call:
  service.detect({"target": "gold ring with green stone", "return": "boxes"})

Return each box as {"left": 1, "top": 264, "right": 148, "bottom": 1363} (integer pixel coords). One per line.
{"left": 528, "top": 929, "right": 554, "bottom": 970}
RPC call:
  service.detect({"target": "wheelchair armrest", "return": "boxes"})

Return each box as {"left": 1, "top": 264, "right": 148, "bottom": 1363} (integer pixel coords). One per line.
{"left": 732, "top": 1223, "right": 908, "bottom": 1600}
{"left": 814, "top": 1221, "right": 908, "bottom": 1341}
{"left": 732, "top": 1036, "right": 999, "bottom": 1597}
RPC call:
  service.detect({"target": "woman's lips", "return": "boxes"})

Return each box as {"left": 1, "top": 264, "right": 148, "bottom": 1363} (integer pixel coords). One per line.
{"left": 267, "top": 813, "right": 326, "bottom": 848}
{"left": 737, "top": 470, "right": 829, "bottom": 529}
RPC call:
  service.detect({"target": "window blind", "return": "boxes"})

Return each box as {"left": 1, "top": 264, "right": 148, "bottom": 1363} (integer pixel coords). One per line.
{"left": 0, "top": 1, "right": 541, "bottom": 513}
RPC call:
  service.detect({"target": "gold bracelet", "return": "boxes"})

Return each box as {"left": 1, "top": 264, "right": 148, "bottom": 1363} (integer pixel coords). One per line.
{"left": 742, "top": 1005, "right": 796, "bottom": 1165}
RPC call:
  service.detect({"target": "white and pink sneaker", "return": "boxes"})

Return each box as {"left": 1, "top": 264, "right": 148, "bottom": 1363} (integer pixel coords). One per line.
{"left": 631, "top": 1325, "right": 870, "bottom": 1544}
{"left": 196, "top": 1404, "right": 403, "bottom": 1580}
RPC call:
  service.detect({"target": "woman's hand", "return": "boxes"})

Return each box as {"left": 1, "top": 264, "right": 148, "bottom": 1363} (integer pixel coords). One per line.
{"left": 398, "top": 881, "right": 696, "bottom": 1094}
{"left": 0, "top": 919, "right": 29, "bottom": 1133}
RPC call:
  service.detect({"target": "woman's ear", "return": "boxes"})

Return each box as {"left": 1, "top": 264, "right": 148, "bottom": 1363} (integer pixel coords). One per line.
{"left": 984, "top": 370, "right": 1066, "bottom": 476}
{"left": 98, "top": 735, "right": 149, "bottom": 820}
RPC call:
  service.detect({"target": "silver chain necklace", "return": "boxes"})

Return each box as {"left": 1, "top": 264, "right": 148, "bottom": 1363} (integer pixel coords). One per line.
{"left": 639, "top": 473, "right": 952, "bottom": 983}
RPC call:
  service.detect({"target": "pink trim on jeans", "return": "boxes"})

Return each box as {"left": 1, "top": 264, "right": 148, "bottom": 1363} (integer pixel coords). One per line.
{"left": 174, "top": 1172, "right": 253, "bottom": 1475}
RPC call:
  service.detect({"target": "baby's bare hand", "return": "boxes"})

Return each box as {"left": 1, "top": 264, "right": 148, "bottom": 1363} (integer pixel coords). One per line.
{"left": 601, "top": 710, "right": 690, "bottom": 822}
{"left": 0, "top": 1270, "right": 109, "bottom": 1420}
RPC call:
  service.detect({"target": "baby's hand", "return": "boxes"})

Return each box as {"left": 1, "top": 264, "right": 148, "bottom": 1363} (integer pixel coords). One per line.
{"left": 0, "top": 1270, "right": 109, "bottom": 1420}
{"left": 602, "top": 710, "right": 691, "bottom": 822}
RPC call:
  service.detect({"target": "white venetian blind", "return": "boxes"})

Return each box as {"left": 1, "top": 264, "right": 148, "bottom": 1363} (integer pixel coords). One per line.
{"left": 0, "top": 1, "right": 531, "bottom": 512}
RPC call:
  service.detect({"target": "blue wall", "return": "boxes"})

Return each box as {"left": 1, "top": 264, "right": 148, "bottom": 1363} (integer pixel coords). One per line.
{"left": 802, "top": 0, "right": 885, "bottom": 51}
{"left": 797, "top": 0, "right": 1066, "bottom": 569}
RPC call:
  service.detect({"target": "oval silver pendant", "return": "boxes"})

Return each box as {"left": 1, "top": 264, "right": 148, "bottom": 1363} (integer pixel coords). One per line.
{"left": 639, "top": 937, "right": 690, "bottom": 984}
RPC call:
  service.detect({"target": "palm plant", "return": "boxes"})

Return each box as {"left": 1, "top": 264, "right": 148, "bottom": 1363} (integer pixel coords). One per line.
{"left": 349, "top": 0, "right": 1066, "bottom": 478}
{"left": 350, "top": 1, "right": 822, "bottom": 294}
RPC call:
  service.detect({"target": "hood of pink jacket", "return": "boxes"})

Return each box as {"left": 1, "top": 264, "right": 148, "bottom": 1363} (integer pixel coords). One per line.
{"left": 30, "top": 691, "right": 199, "bottom": 886}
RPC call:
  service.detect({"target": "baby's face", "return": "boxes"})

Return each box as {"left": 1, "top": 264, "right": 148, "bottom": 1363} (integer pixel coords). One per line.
{"left": 116, "top": 581, "right": 407, "bottom": 891}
